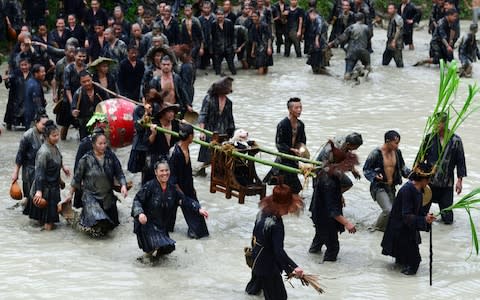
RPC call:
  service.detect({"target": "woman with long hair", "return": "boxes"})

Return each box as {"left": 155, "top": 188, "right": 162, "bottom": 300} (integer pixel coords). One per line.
{"left": 31, "top": 120, "right": 70, "bottom": 230}
{"left": 66, "top": 131, "right": 128, "bottom": 237}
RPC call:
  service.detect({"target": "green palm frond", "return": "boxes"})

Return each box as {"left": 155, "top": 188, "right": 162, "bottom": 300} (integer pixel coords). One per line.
{"left": 439, "top": 187, "right": 480, "bottom": 256}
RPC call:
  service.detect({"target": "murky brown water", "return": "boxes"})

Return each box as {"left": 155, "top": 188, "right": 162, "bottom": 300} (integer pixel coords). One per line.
{"left": 0, "top": 22, "right": 479, "bottom": 299}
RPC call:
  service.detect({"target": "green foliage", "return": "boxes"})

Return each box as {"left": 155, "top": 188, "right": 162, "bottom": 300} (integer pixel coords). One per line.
{"left": 439, "top": 187, "right": 480, "bottom": 256}
{"left": 415, "top": 60, "right": 480, "bottom": 170}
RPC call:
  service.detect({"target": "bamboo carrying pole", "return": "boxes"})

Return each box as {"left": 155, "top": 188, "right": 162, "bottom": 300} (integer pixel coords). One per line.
{"left": 93, "top": 82, "right": 143, "bottom": 106}
{"left": 180, "top": 120, "right": 324, "bottom": 166}
{"left": 140, "top": 121, "right": 312, "bottom": 176}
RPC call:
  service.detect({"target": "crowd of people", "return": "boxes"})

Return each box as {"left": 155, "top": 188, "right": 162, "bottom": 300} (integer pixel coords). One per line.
{"left": 0, "top": 0, "right": 474, "bottom": 299}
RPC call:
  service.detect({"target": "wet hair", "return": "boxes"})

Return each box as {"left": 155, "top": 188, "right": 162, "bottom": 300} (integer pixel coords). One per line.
{"left": 445, "top": 8, "right": 458, "bottom": 16}
{"left": 384, "top": 130, "right": 400, "bottom": 143}
{"left": 345, "top": 132, "right": 363, "bottom": 146}
{"left": 154, "top": 160, "right": 170, "bottom": 171}
{"left": 355, "top": 12, "right": 365, "bottom": 22}
{"left": 202, "top": 1, "right": 212, "bottom": 8}
{"left": 184, "top": 4, "right": 192, "bottom": 10}
{"left": 161, "top": 55, "right": 172, "bottom": 63}
{"left": 287, "top": 97, "right": 301, "bottom": 109}
{"left": 179, "top": 124, "right": 194, "bottom": 141}
{"left": 128, "top": 43, "right": 139, "bottom": 51}
{"left": 18, "top": 56, "right": 30, "bottom": 64}
{"left": 91, "top": 130, "right": 106, "bottom": 144}
{"left": 34, "top": 108, "right": 49, "bottom": 123}
{"left": 31, "top": 64, "right": 44, "bottom": 75}
{"left": 79, "top": 70, "right": 91, "bottom": 78}
{"left": 216, "top": 7, "right": 225, "bottom": 14}
{"left": 75, "top": 47, "right": 87, "bottom": 55}
{"left": 43, "top": 120, "right": 58, "bottom": 138}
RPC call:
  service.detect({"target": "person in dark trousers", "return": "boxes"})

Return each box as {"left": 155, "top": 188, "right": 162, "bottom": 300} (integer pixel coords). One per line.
{"left": 169, "top": 124, "right": 209, "bottom": 239}
{"left": 264, "top": 98, "right": 306, "bottom": 195}
{"left": 309, "top": 133, "right": 363, "bottom": 260}
{"left": 118, "top": 44, "right": 145, "bottom": 101}
{"left": 363, "top": 130, "right": 410, "bottom": 232}
{"left": 419, "top": 112, "right": 466, "bottom": 224}
{"left": 245, "top": 184, "right": 304, "bottom": 300}
{"left": 272, "top": 0, "right": 289, "bottom": 53}
{"left": 457, "top": 23, "right": 480, "bottom": 77}
{"left": 284, "top": 0, "right": 304, "bottom": 57}
{"left": 198, "top": 1, "right": 216, "bottom": 70}
{"left": 211, "top": 8, "right": 236, "bottom": 75}
{"left": 382, "top": 4, "right": 404, "bottom": 68}
{"left": 329, "top": 12, "right": 371, "bottom": 80}
{"left": 398, "top": 0, "right": 422, "bottom": 50}
{"left": 381, "top": 163, "right": 436, "bottom": 275}
{"left": 416, "top": 9, "right": 459, "bottom": 66}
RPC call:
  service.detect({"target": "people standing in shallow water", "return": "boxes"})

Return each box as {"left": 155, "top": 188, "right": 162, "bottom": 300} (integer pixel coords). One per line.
{"left": 31, "top": 121, "right": 71, "bottom": 231}
{"left": 382, "top": 4, "right": 404, "bottom": 68}
{"left": 67, "top": 132, "right": 127, "bottom": 237}
{"left": 245, "top": 184, "right": 304, "bottom": 300}
{"left": 249, "top": 10, "right": 273, "bottom": 75}
{"left": 309, "top": 133, "right": 363, "bottom": 260}
{"left": 457, "top": 23, "right": 480, "bottom": 78}
{"left": 363, "top": 130, "right": 410, "bottom": 232}
{"left": 14, "top": 111, "right": 48, "bottom": 214}
{"left": 419, "top": 112, "right": 466, "bottom": 225}
{"left": 328, "top": 13, "right": 371, "bottom": 80}
{"left": 381, "top": 163, "right": 436, "bottom": 275}
{"left": 196, "top": 77, "right": 235, "bottom": 177}
{"left": 264, "top": 98, "right": 305, "bottom": 195}
{"left": 131, "top": 161, "right": 209, "bottom": 263}
{"left": 169, "top": 124, "right": 209, "bottom": 239}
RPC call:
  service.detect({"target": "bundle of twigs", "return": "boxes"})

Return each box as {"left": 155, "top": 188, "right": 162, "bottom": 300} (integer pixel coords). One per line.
{"left": 285, "top": 273, "right": 325, "bottom": 294}
{"left": 437, "top": 187, "right": 480, "bottom": 256}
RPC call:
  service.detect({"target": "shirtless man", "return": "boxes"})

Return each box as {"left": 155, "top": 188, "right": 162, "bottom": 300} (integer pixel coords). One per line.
{"left": 363, "top": 130, "right": 410, "bottom": 231}
{"left": 150, "top": 55, "right": 190, "bottom": 112}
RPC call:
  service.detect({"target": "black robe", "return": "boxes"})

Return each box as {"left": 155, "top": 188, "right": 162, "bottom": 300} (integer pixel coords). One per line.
{"left": 29, "top": 143, "right": 63, "bottom": 223}
{"left": 381, "top": 181, "right": 430, "bottom": 269}
{"left": 197, "top": 94, "right": 235, "bottom": 163}
{"left": 246, "top": 212, "right": 297, "bottom": 300}
{"left": 71, "top": 150, "right": 127, "bottom": 231}
{"left": 264, "top": 117, "right": 306, "bottom": 194}
{"left": 131, "top": 180, "right": 201, "bottom": 254}
{"left": 169, "top": 144, "right": 209, "bottom": 238}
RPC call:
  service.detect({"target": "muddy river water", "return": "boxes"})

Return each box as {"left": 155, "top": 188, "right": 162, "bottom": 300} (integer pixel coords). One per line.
{"left": 0, "top": 23, "right": 479, "bottom": 299}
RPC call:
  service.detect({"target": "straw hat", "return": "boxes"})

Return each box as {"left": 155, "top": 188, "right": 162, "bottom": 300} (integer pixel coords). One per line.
{"left": 88, "top": 57, "right": 117, "bottom": 73}
{"left": 10, "top": 181, "right": 23, "bottom": 200}
{"left": 158, "top": 102, "right": 180, "bottom": 116}
{"left": 295, "top": 142, "right": 310, "bottom": 159}
{"left": 183, "top": 111, "right": 199, "bottom": 124}
{"left": 259, "top": 184, "right": 304, "bottom": 216}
